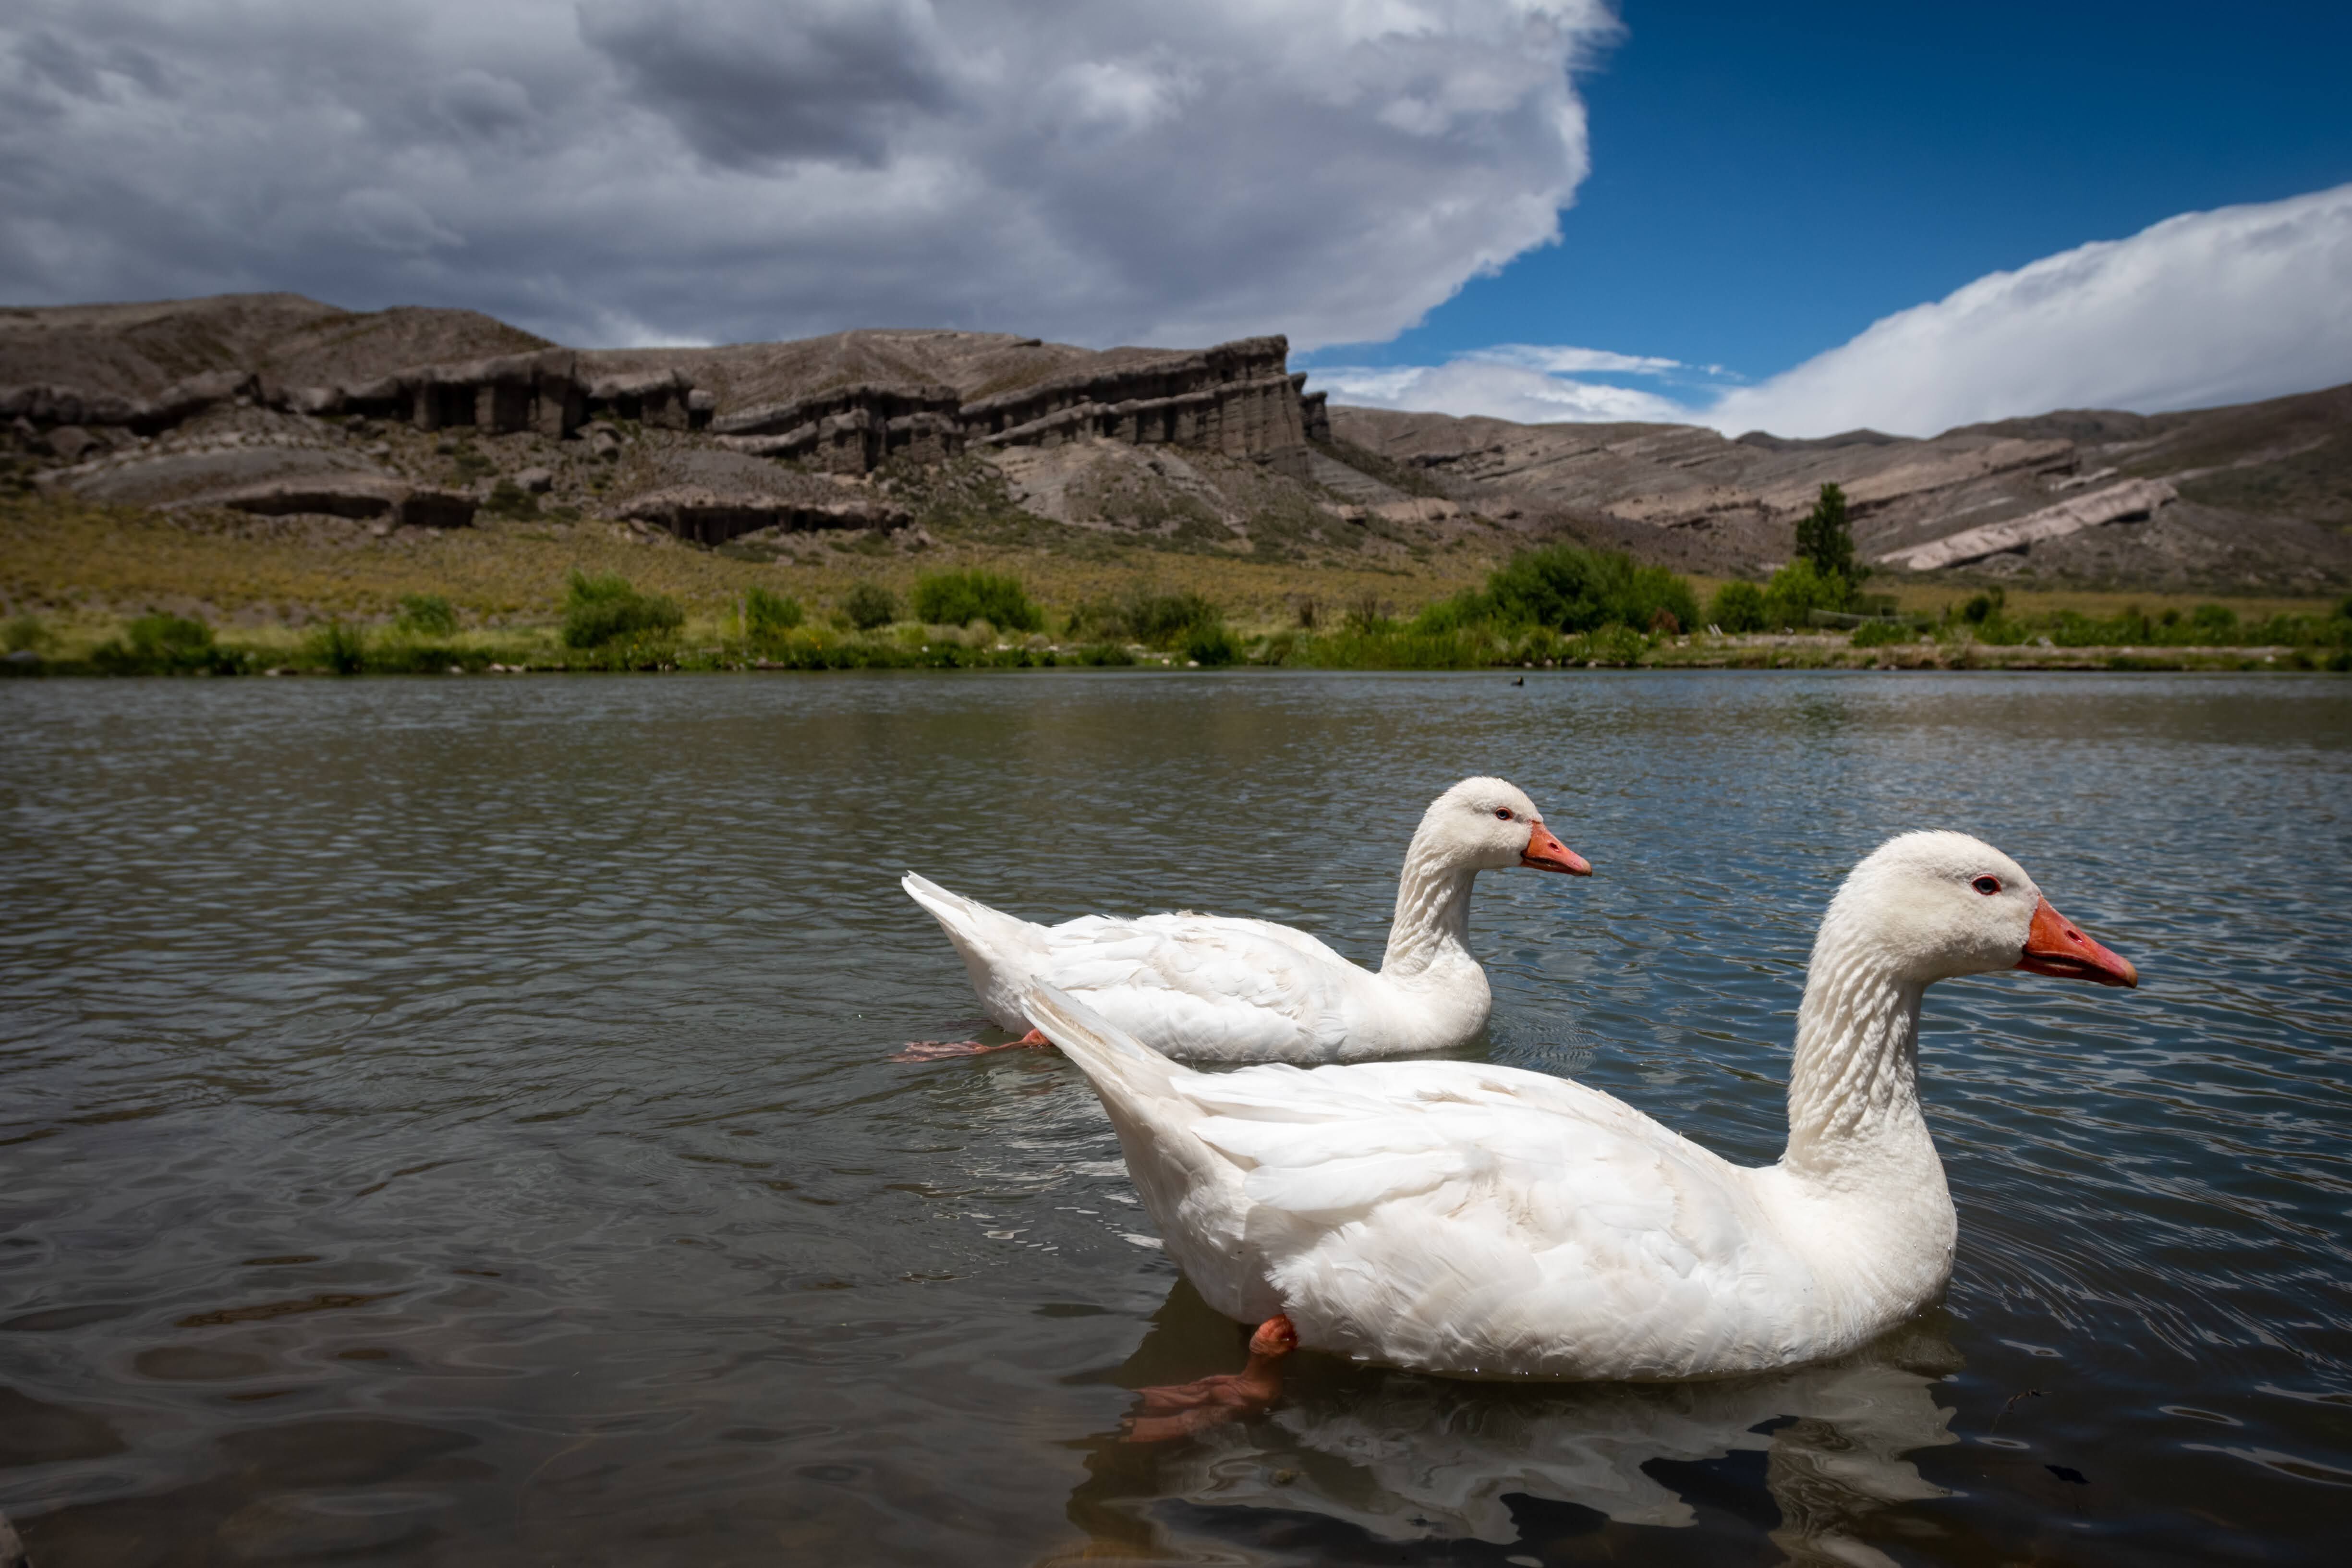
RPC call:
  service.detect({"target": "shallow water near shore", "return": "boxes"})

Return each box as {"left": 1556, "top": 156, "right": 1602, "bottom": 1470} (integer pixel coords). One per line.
{"left": 3, "top": 669, "right": 2348, "bottom": 1566}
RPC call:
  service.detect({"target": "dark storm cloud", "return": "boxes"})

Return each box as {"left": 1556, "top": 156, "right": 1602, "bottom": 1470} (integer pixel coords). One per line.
{"left": 580, "top": 0, "right": 958, "bottom": 169}
{"left": 0, "top": 1, "right": 1615, "bottom": 350}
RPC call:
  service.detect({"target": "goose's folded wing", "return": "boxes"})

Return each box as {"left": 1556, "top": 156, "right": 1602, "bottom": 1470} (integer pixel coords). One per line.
{"left": 1169, "top": 913, "right": 1358, "bottom": 972}
{"left": 1032, "top": 914, "right": 1359, "bottom": 1058}
{"left": 1178, "top": 1061, "right": 1791, "bottom": 1374}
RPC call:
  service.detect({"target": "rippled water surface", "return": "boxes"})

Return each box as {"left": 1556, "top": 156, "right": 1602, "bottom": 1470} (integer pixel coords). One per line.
{"left": 4, "top": 671, "right": 2349, "bottom": 1566}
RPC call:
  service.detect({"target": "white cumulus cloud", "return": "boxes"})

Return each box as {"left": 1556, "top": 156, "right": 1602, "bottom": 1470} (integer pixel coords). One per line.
{"left": 0, "top": 0, "right": 1619, "bottom": 351}
{"left": 1708, "top": 183, "right": 2352, "bottom": 438}
{"left": 1321, "top": 185, "right": 2352, "bottom": 437}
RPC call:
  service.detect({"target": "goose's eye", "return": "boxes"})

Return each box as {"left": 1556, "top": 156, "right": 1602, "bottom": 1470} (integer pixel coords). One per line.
{"left": 1972, "top": 875, "right": 2001, "bottom": 896}
{"left": 1494, "top": 808, "right": 1513, "bottom": 821}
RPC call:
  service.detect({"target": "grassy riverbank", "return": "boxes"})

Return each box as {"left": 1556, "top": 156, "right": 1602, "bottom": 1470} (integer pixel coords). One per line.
{"left": 11, "top": 614, "right": 2347, "bottom": 679}
{"left": 7, "top": 493, "right": 2349, "bottom": 676}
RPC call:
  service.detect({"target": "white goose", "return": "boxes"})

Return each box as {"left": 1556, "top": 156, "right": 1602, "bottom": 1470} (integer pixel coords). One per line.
{"left": 900, "top": 777, "right": 1590, "bottom": 1064}
{"left": 1021, "top": 830, "right": 2138, "bottom": 1381}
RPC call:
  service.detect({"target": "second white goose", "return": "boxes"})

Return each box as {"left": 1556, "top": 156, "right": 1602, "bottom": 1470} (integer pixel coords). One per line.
{"left": 901, "top": 777, "right": 1590, "bottom": 1063}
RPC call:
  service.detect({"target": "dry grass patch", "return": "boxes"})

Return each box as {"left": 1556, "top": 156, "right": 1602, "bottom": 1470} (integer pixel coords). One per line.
{"left": 1, "top": 493, "right": 1500, "bottom": 642}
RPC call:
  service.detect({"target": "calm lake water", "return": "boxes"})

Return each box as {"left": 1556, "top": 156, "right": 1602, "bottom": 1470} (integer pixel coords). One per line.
{"left": 3, "top": 670, "right": 2349, "bottom": 1566}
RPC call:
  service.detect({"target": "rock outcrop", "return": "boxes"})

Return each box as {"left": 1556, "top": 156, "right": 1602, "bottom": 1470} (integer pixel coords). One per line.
{"left": 1879, "top": 478, "right": 2177, "bottom": 570}
{"left": 1296, "top": 375, "right": 1332, "bottom": 443}
{"left": 3, "top": 368, "right": 264, "bottom": 434}
{"left": 196, "top": 478, "right": 478, "bottom": 530}
{"left": 0, "top": 295, "right": 1320, "bottom": 478}
{"left": 962, "top": 336, "right": 1309, "bottom": 475}
{"left": 711, "top": 382, "right": 964, "bottom": 472}
{"left": 616, "top": 486, "right": 908, "bottom": 545}
{"left": 293, "top": 349, "right": 593, "bottom": 438}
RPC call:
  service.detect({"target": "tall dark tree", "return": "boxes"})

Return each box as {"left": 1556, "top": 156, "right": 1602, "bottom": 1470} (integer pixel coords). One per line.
{"left": 1795, "top": 482, "right": 1860, "bottom": 587}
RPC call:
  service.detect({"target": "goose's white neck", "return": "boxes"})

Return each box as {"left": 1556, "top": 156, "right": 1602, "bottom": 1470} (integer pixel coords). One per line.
{"left": 1780, "top": 921, "right": 1936, "bottom": 1182}
{"left": 1755, "top": 917, "right": 1959, "bottom": 1345}
{"left": 1380, "top": 834, "right": 1478, "bottom": 978}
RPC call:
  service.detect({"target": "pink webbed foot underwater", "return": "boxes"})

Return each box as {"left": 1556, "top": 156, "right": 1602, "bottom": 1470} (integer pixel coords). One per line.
{"left": 891, "top": 1027, "right": 1051, "bottom": 1063}
{"left": 1123, "top": 1315, "right": 1298, "bottom": 1444}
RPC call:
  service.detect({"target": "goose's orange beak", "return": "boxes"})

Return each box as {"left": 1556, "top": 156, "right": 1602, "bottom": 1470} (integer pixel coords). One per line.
{"left": 1521, "top": 823, "right": 1592, "bottom": 876}
{"left": 2017, "top": 895, "right": 2137, "bottom": 988}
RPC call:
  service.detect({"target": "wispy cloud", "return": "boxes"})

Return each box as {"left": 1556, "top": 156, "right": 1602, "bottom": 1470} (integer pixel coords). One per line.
{"left": 1464, "top": 344, "right": 1687, "bottom": 376}
{"left": 1307, "top": 341, "right": 1728, "bottom": 425}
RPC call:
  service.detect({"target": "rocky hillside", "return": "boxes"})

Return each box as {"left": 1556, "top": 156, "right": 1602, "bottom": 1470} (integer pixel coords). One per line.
{"left": 1332, "top": 382, "right": 2352, "bottom": 594}
{"left": 5, "top": 292, "right": 2347, "bottom": 595}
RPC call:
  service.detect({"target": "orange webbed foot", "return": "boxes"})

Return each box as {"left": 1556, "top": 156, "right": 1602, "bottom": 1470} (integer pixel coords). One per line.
{"left": 892, "top": 1028, "right": 1051, "bottom": 1062}
{"left": 1122, "top": 1315, "right": 1297, "bottom": 1444}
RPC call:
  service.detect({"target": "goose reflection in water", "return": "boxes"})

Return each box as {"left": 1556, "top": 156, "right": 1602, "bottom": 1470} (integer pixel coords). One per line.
{"left": 1055, "top": 1281, "right": 1962, "bottom": 1565}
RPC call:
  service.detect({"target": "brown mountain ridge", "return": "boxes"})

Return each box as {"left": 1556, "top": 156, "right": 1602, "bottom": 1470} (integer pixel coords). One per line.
{"left": 6, "top": 292, "right": 2347, "bottom": 594}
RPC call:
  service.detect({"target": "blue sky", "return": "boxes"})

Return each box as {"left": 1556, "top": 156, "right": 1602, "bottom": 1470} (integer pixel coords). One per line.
{"left": 1301, "top": 0, "right": 2352, "bottom": 428}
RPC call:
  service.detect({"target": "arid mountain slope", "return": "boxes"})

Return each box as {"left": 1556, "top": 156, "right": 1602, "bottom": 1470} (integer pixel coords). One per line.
{"left": 1332, "top": 384, "right": 2352, "bottom": 592}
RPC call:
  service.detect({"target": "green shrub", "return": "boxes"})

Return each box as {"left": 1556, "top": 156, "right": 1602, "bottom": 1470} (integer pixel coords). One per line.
{"left": 1343, "top": 590, "right": 1394, "bottom": 634}
{"left": 1709, "top": 581, "right": 1768, "bottom": 633}
{"left": 3, "top": 613, "right": 51, "bottom": 653}
{"left": 1069, "top": 642, "right": 1135, "bottom": 666}
{"left": 1275, "top": 628, "right": 1496, "bottom": 669}
{"left": 1762, "top": 559, "right": 1853, "bottom": 629}
{"left": 132, "top": 613, "right": 215, "bottom": 661}
{"left": 1184, "top": 622, "right": 1241, "bottom": 667}
{"left": 1851, "top": 619, "right": 1914, "bottom": 648}
{"left": 1117, "top": 589, "right": 1221, "bottom": 646}
{"left": 2189, "top": 603, "right": 2238, "bottom": 639}
{"left": 1436, "top": 544, "right": 1700, "bottom": 636}
{"left": 912, "top": 569, "right": 1043, "bottom": 632}
{"left": 481, "top": 479, "right": 538, "bottom": 519}
{"left": 745, "top": 586, "right": 805, "bottom": 639}
{"left": 92, "top": 612, "right": 246, "bottom": 675}
{"left": 396, "top": 593, "right": 459, "bottom": 636}
{"left": 1593, "top": 624, "right": 1651, "bottom": 664}
{"left": 842, "top": 582, "right": 897, "bottom": 630}
{"left": 1960, "top": 588, "right": 2005, "bottom": 625}
{"left": 561, "top": 570, "right": 684, "bottom": 648}
{"left": 306, "top": 620, "right": 367, "bottom": 675}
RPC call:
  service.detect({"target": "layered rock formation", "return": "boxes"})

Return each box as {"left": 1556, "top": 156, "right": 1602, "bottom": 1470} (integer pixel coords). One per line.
{"left": 2, "top": 296, "right": 1320, "bottom": 483}
{"left": 711, "top": 382, "right": 964, "bottom": 472}
{"left": 962, "top": 335, "right": 1309, "bottom": 475}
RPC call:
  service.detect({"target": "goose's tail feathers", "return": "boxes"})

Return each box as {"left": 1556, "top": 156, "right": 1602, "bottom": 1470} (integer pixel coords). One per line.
{"left": 900, "top": 870, "right": 1043, "bottom": 962}
{"left": 900, "top": 870, "right": 990, "bottom": 930}
{"left": 1022, "top": 983, "right": 1182, "bottom": 1102}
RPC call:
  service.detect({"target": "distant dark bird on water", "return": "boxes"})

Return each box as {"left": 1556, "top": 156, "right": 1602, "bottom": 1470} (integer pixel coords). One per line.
{"left": 1512, "top": 675, "right": 1525, "bottom": 686}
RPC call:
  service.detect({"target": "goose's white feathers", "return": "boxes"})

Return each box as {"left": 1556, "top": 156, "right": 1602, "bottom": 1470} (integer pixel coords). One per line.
{"left": 905, "top": 777, "right": 1586, "bottom": 1063}
{"left": 1030, "top": 986, "right": 1804, "bottom": 1378}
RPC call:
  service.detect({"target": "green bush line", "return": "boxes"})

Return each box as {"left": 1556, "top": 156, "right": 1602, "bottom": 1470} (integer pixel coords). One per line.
{"left": 910, "top": 569, "right": 1042, "bottom": 632}
{"left": 13, "top": 559, "right": 2350, "bottom": 677}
